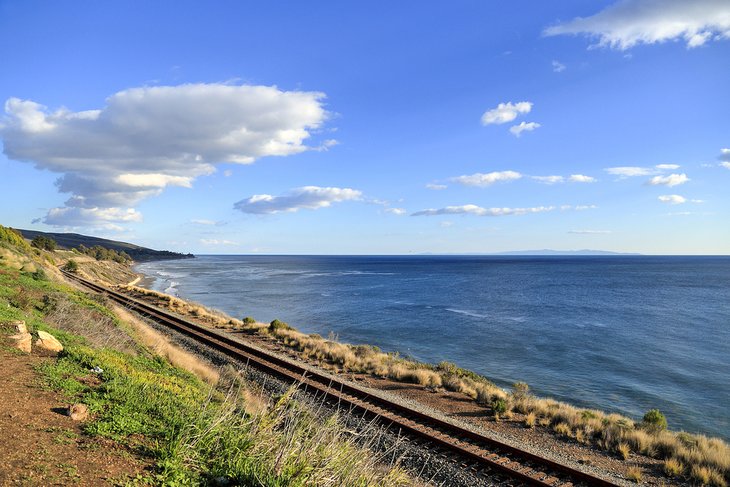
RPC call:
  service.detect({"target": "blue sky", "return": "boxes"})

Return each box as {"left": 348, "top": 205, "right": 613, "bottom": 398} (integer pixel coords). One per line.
{"left": 1, "top": 0, "right": 728, "bottom": 254}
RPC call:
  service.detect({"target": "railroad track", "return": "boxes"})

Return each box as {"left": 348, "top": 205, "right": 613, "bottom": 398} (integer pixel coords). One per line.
{"left": 62, "top": 270, "right": 619, "bottom": 487}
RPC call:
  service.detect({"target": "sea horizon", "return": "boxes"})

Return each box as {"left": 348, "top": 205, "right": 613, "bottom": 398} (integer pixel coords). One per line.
{"left": 136, "top": 254, "right": 730, "bottom": 441}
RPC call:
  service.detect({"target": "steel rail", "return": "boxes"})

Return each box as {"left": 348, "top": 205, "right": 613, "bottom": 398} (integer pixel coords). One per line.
{"left": 62, "top": 270, "right": 618, "bottom": 487}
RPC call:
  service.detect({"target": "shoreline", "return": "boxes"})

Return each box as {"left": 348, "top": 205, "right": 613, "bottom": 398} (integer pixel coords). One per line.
{"left": 135, "top": 256, "right": 730, "bottom": 441}
{"left": 123, "top": 258, "right": 730, "bottom": 486}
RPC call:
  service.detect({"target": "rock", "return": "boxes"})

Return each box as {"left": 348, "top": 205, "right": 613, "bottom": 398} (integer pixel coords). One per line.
{"left": 8, "top": 332, "right": 32, "bottom": 353}
{"left": 67, "top": 403, "right": 89, "bottom": 421}
{"left": 34, "top": 330, "right": 64, "bottom": 353}
{"left": 1, "top": 320, "right": 27, "bottom": 333}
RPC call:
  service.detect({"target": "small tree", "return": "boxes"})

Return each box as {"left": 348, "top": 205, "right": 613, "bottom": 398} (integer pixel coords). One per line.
{"left": 642, "top": 409, "right": 668, "bottom": 432}
{"left": 242, "top": 316, "right": 256, "bottom": 325}
{"left": 63, "top": 259, "right": 79, "bottom": 273}
{"left": 31, "top": 235, "right": 56, "bottom": 251}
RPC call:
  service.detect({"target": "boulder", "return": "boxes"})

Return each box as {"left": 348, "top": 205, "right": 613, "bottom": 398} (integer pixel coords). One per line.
{"left": 34, "top": 330, "right": 63, "bottom": 353}
{"left": 8, "top": 332, "right": 32, "bottom": 353}
{"left": 1, "top": 320, "right": 27, "bottom": 333}
{"left": 67, "top": 403, "right": 89, "bottom": 421}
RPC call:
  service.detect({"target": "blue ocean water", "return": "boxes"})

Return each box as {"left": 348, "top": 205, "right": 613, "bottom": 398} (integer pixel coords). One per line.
{"left": 136, "top": 255, "right": 730, "bottom": 440}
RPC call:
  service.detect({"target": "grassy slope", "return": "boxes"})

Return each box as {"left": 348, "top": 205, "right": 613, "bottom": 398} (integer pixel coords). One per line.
{"left": 0, "top": 231, "right": 409, "bottom": 486}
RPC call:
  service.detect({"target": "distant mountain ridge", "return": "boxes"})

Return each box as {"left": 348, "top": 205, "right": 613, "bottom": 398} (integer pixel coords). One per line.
{"left": 494, "top": 249, "right": 640, "bottom": 256}
{"left": 18, "top": 229, "right": 194, "bottom": 262}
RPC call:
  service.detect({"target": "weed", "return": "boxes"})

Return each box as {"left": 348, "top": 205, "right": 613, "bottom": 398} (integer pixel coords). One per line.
{"left": 642, "top": 408, "right": 668, "bottom": 432}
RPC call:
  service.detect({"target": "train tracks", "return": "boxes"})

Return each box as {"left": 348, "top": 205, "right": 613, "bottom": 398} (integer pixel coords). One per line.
{"left": 62, "top": 270, "right": 619, "bottom": 487}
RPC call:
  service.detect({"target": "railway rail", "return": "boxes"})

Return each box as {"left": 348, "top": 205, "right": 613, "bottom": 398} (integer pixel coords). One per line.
{"left": 62, "top": 269, "right": 619, "bottom": 487}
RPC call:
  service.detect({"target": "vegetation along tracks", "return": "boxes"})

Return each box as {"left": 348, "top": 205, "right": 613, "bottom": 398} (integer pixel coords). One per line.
{"left": 62, "top": 270, "right": 619, "bottom": 487}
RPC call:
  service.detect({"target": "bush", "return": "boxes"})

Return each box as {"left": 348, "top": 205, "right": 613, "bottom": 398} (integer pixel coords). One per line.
{"left": 642, "top": 409, "right": 668, "bottom": 432}
{"left": 63, "top": 260, "right": 79, "bottom": 273}
{"left": 268, "top": 319, "right": 291, "bottom": 332}
{"left": 242, "top": 316, "right": 256, "bottom": 325}
{"left": 492, "top": 398, "right": 508, "bottom": 417}
{"left": 31, "top": 268, "right": 47, "bottom": 281}
{"left": 31, "top": 235, "right": 57, "bottom": 251}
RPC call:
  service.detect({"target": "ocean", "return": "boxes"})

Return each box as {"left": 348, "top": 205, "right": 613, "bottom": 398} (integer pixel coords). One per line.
{"left": 135, "top": 255, "right": 730, "bottom": 440}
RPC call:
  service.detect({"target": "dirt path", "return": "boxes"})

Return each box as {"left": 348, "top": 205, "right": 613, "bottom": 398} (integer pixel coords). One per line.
{"left": 0, "top": 348, "right": 147, "bottom": 486}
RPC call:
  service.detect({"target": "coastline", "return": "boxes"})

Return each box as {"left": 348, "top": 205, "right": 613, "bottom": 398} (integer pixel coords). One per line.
{"left": 125, "top": 257, "right": 730, "bottom": 486}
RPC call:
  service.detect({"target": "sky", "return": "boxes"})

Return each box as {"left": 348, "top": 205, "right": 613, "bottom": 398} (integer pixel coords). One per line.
{"left": 0, "top": 0, "right": 729, "bottom": 255}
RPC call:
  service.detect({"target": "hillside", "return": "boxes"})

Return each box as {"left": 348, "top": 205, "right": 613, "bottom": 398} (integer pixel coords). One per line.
{"left": 18, "top": 229, "right": 194, "bottom": 262}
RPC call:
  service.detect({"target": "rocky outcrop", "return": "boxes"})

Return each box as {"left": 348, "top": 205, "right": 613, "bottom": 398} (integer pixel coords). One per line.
{"left": 9, "top": 332, "right": 32, "bottom": 353}
{"left": 3, "top": 321, "right": 32, "bottom": 353}
{"left": 34, "top": 330, "right": 63, "bottom": 353}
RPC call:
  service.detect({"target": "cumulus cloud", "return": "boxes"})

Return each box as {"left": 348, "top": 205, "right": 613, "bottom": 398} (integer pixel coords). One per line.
{"left": 648, "top": 173, "right": 689, "bottom": 187}
{"left": 425, "top": 183, "right": 447, "bottom": 190}
{"left": 451, "top": 170, "right": 522, "bottom": 187}
{"left": 544, "top": 0, "right": 730, "bottom": 50}
{"left": 233, "top": 186, "right": 361, "bottom": 214}
{"left": 533, "top": 174, "right": 596, "bottom": 184}
{"left": 481, "top": 101, "right": 532, "bottom": 125}
{"left": 533, "top": 175, "right": 565, "bottom": 184}
{"left": 552, "top": 60, "right": 567, "bottom": 72}
{"left": 411, "top": 205, "right": 554, "bottom": 217}
{"left": 509, "top": 121, "right": 541, "bottom": 137}
{"left": 1, "top": 83, "right": 330, "bottom": 227}
{"left": 720, "top": 149, "right": 730, "bottom": 167}
{"left": 568, "top": 230, "right": 612, "bottom": 234}
{"left": 658, "top": 194, "right": 687, "bottom": 204}
{"left": 43, "top": 207, "right": 142, "bottom": 228}
{"left": 605, "top": 164, "right": 679, "bottom": 178}
{"left": 569, "top": 174, "right": 597, "bottom": 183}
{"left": 605, "top": 166, "right": 654, "bottom": 177}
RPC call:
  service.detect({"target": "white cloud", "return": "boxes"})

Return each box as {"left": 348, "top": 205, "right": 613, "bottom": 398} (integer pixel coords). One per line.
{"left": 573, "top": 205, "right": 598, "bottom": 211}
{"left": 440, "top": 221, "right": 454, "bottom": 228}
{"left": 509, "top": 121, "right": 541, "bottom": 137}
{"left": 115, "top": 173, "right": 193, "bottom": 188}
{"left": 411, "top": 205, "right": 554, "bottom": 217}
{"left": 552, "top": 60, "right": 566, "bottom": 72}
{"left": 569, "top": 174, "right": 597, "bottom": 183}
{"left": 605, "top": 164, "right": 678, "bottom": 178}
{"left": 544, "top": 0, "right": 730, "bottom": 50}
{"left": 1, "top": 83, "right": 330, "bottom": 227}
{"left": 43, "top": 207, "right": 142, "bottom": 228}
{"left": 425, "top": 183, "right": 447, "bottom": 190}
{"left": 190, "top": 219, "right": 217, "bottom": 225}
{"left": 233, "top": 186, "right": 362, "bottom": 214}
{"left": 481, "top": 101, "right": 532, "bottom": 125}
{"left": 568, "top": 230, "right": 612, "bottom": 234}
{"left": 720, "top": 148, "right": 730, "bottom": 166}
{"left": 200, "top": 239, "right": 238, "bottom": 246}
{"left": 658, "top": 194, "right": 687, "bottom": 204}
{"left": 451, "top": 170, "right": 522, "bottom": 187}
{"left": 533, "top": 175, "right": 564, "bottom": 184}
{"left": 385, "top": 208, "right": 407, "bottom": 215}
{"left": 605, "top": 166, "right": 654, "bottom": 177}
{"left": 533, "top": 174, "right": 596, "bottom": 184}
{"left": 648, "top": 173, "right": 689, "bottom": 187}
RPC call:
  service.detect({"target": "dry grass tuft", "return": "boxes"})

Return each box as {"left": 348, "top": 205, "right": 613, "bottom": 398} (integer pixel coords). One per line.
{"left": 617, "top": 442, "right": 631, "bottom": 460}
{"left": 664, "top": 457, "right": 684, "bottom": 477}
{"left": 626, "top": 466, "right": 642, "bottom": 483}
